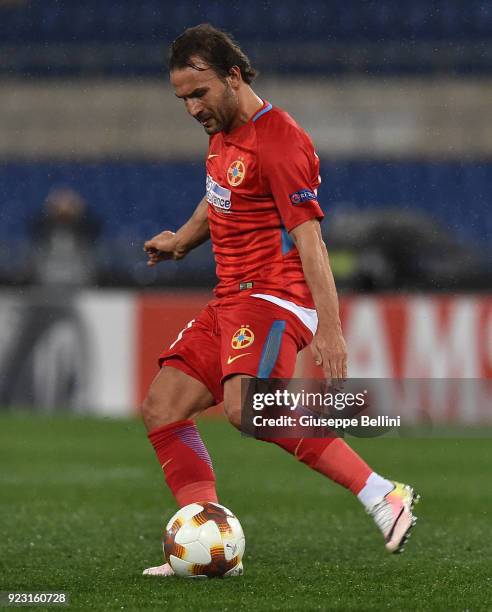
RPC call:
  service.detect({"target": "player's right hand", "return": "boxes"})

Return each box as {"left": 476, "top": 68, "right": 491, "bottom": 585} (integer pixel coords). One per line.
{"left": 144, "top": 230, "right": 181, "bottom": 266}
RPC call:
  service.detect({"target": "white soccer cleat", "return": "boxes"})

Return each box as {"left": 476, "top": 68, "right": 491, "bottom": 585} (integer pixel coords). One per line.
{"left": 142, "top": 562, "right": 175, "bottom": 577}
{"left": 368, "top": 481, "right": 419, "bottom": 553}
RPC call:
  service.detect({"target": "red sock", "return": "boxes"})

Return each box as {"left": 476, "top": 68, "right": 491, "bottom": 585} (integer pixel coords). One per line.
{"left": 148, "top": 419, "right": 218, "bottom": 507}
{"left": 271, "top": 437, "right": 372, "bottom": 495}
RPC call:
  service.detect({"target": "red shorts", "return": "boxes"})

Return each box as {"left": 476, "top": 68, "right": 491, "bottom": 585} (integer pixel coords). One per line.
{"left": 159, "top": 294, "right": 313, "bottom": 403}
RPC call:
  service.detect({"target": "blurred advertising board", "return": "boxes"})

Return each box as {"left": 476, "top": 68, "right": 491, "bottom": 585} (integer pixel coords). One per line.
{"left": 0, "top": 291, "right": 490, "bottom": 421}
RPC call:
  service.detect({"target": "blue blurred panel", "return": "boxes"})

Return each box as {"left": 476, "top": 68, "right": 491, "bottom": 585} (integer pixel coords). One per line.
{"left": 0, "top": 160, "right": 490, "bottom": 252}
{"left": 0, "top": 162, "right": 204, "bottom": 240}
{"left": 0, "top": 0, "right": 476, "bottom": 42}
{"left": 319, "top": 160, "right": 491, "bottom": 251}
{"left": 1, "top": 0, "right": 492, "bottom": 76}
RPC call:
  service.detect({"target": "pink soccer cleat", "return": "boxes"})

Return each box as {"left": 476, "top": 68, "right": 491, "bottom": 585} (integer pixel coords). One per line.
{"left": 368, "top": 481, "right": 419, "bottom": 553}
{"left": 142, "top": 562, "right": 175, "bottom": 577}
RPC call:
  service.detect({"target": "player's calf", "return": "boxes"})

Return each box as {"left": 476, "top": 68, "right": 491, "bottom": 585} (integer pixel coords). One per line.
{"left": 143, "top": 366, "right": 218, "bottom": 505}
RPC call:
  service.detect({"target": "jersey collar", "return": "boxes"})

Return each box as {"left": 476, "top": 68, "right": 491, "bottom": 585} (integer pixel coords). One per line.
{"left": 252, "top": 100, "right": 273, "bottom": 123}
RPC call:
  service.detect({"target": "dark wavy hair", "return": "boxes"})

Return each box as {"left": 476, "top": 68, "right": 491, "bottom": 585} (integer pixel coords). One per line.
{"left": 169, "top": 23, "right": 257, "bottom": 84}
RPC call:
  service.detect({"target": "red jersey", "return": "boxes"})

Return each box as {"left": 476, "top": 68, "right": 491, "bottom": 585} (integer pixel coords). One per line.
{"left": 205, "top": 100, "right": 324, "bottom": 309}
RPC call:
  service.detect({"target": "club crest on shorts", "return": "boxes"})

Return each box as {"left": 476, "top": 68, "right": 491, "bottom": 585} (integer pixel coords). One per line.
{"left": 227, "top": 160, "right": 246, "bottom": 187}
{"left": 231, "top": 325, "right": 255, "bottom": 349}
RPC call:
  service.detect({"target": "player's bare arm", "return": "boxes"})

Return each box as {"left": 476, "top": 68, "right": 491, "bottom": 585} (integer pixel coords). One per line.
{"left": 144, "top": 196, "right": 210, "bottom": 266}
{"left": 290, "top": 218, "right": 348, "bottom": 380}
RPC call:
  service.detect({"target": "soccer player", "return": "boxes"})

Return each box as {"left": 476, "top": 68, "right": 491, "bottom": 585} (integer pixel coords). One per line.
{"left": 142, "top": 24, "right": 418, "bottom": 576}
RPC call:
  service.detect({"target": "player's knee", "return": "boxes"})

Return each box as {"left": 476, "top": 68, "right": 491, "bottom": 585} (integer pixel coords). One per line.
{"left": 223, "top": 398, "right": 242, "bottom": 429}
{"left": 141, "top": 390, "right": 163, "bottom": 430}
{"left": 141, "top": 387, "right": 181, "bottom": 430}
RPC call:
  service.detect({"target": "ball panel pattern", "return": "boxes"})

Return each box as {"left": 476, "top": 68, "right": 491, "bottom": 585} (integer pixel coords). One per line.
{"left": 191, "top": 502, "right": 234, "bottom": 535}
{"left": 175, "top": 521, "right": 203, "bottom": 546}
{"left": 163, "top": 517, "right": 185, "bottom": 561}
{"left": 182, "top": 540, "right": 212, "bottom": 565}
{"left": 165, "top": 503, "right": 203, "bottom": 530}
{"left": 169, "top": 556, "right": 193, "bottom": 577}
{"left": 191, "top": 545, "right": 239, "bottom": 578}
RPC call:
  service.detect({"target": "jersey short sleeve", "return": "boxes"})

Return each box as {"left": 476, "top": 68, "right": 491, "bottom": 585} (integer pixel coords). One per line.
{"left": 259, "top": 124, "right": 324, "bottom": 232}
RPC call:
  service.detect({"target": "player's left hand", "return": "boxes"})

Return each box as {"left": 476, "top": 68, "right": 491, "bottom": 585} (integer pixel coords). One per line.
{"left": 311, "top": 327, "right": 348, "bottom": 381}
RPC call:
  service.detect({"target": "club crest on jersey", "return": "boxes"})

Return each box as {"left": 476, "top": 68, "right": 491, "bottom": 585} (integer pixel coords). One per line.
{"left": 227, "top": 160, "right": 246, "bottom": 187}
{"left": 231, "top": 325, "right": 255, "bottom": 349}
{"left": 290, "top": 188, "right": 317, "bottom": 205}
{"left": 206, "top": 174, "right": 232, "bottom": 211}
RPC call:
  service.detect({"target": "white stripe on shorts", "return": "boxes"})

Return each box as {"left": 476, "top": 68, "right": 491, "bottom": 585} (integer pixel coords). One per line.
{"left": 251, "top": 293, "right": 318, "bottom": 335}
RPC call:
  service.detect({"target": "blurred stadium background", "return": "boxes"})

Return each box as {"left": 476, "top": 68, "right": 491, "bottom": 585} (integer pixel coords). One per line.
{"left": 0, "top": 0, "right": 490, "bottom": 417}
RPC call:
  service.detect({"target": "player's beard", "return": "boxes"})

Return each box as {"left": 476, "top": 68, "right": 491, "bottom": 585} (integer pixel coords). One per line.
{"left": 202, "top": 82, "right": 238, "bottom": 135}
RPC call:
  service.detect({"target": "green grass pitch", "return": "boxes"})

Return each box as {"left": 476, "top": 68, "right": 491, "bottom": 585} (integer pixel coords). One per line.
{"left": 0, "top": 414, "right": 491, "bottom": 611}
